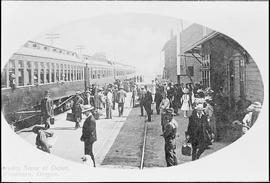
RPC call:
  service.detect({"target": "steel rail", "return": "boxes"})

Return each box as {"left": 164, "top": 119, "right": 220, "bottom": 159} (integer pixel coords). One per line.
{"left": 140, "top": 118, "right": 148, "bottom": 170}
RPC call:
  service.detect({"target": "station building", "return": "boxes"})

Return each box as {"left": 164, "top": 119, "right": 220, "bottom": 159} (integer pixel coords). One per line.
{"left": 184, "top": 31, "right": 264, "bottom": 117}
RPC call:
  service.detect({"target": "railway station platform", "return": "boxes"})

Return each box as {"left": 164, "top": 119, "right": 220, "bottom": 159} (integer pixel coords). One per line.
{"left": 17, "top": 92, "right": 230, "bottom": 169}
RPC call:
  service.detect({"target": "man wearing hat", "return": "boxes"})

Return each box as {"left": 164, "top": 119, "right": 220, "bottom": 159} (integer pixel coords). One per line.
{"left": 143, "top": 85, "right": 153, "bottom": 122}
{"left": 40, "top": 90, "right": 54, "bottom": 129}
{"left": 116, "top": 85, "right": 127, "bottom": 117}
{"left": 139, "top": 86, "right": 146, "bottom": 116}
{"left": 80, "top": 105, "right": 96, "bottom": 167}
{"left": 72, "top": 91, "right": 84, "bottom": 129}
{"left": 161, "top": 108, "right": 178, "bottom": 167}
{"left": 186, "top": 103, "right": 214, "bottom": 161}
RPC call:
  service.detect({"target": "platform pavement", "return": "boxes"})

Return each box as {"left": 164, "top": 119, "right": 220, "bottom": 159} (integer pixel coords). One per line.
{"left": 17, "top": 92, "right": 135, "bottom": 167}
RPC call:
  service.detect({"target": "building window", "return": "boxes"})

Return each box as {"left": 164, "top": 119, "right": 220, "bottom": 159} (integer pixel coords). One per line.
{"left": 187, "top": 66, "right": 194, "bottom": 76}
{"left": 239, "top": 59, "right": 246, "bottom": 98}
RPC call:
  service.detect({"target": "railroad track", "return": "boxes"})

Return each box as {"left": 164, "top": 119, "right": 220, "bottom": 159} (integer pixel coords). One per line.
{"left": 139, "top": 115, "right": 149, "bottom": 170}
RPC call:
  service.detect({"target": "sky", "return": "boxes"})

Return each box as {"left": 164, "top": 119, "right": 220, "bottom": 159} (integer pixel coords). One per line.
{"left": 34, "top": 13, "right": 192, "bottom": 79}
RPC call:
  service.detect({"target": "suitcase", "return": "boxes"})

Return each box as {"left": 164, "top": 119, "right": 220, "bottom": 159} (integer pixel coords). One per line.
{"left": 50, "top": 117, "right": 55, "bottom": 125}
{"left": 66, "top": 113, "right": 75, "bottom": 122}
{"left": 181, "top": 142, "right": 192, "bottom": 156}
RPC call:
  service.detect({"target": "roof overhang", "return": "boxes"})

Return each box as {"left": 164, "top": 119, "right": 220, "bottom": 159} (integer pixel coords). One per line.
{"left": 183, "top": 31, "right": 250, "bottom": 63}
{"left": 184, "top": 31, "right": 219, "bottom": 54}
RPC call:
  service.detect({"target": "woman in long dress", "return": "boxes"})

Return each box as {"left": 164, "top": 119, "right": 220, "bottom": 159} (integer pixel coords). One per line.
{"left": 181, "top": 88, "right": 192, "bottom": 118}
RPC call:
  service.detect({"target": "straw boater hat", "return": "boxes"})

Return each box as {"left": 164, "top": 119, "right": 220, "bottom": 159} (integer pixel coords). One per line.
{"left": 195, "top": 103, "right": 205, "bottom": 111}
{"left": 183, "top": 88, "right": 189, "bottom": 94}
{"left": 82, "top": 105, "right": 94, "bottom": 113}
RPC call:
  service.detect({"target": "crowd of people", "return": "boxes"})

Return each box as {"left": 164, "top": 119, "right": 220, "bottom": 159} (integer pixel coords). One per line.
{"left": 135, "top": 80, "right": 262, "bottom": 166}
{"left": 35, "top": 77, "right": 262, "bottom": 167}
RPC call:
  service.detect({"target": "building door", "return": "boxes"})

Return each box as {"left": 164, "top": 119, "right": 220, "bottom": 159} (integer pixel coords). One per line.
{"left": 239, "top": 59, "right": 246, "bottom": 100}
{"left": 228, "top": 60, "right": 235, "bottom": 108}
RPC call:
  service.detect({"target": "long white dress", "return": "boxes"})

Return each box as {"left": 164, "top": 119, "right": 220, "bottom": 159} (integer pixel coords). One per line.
{"left": 181, "top": 94, "right": 192, "bottom": 111}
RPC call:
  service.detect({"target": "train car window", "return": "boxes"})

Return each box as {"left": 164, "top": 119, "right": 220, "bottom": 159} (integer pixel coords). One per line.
{"left": 34, "top": 62, "right": 38, "bottom": 85}
{"left": 46, "top": 63, "right": 50, "bottom": 83}
{"left": 60, "top": 64, "right": 63, "bottom": 81}
{"left": 70, "top": 65, "right": 73, "bottom": 81}
{"left": 64, "top": 64, "right": 67, "bottom": 81}
{"left": 1, "top": 66, "right": 8, "bottom": 88}
{"left": 18, "top": 60, "right": 24, "bottom": 86}
{"left": 68, "top": 65, "right": 70, "bottom": 81}
{"left": 55, "top": 64, "right": 60, "bottom": 82}
{"left": 40, "top": 62, "right": 45, "bottom": 84}
{"left": 76, "top": 66, "right": 79, "bottom": 80}
{"left": 26, "top": 61, "right": 32, "bottom": 85}
{"left": 80, "top": 66, "right": 83, "bottom": 80}
{"left": 51, "top": 63, "right": 55, "bottom": 83}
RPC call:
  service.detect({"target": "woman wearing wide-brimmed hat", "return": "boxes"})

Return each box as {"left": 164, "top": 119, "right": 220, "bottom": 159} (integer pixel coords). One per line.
{"left": 180, "top": 88, "right": 192, "bottom": 118}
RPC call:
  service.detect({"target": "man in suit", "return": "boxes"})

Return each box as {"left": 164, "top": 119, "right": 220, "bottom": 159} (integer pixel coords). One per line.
{"left": 40, "top": 90, "right": 54, "bottom": 129}
{"left": 112, "top": 85, "right": 118, "bottom": 110}
{"left": 154, "top": 87, "right": 163, "bottom": 115}
{"left": 186, "top": 104, "right": 214, "bottom": 161}
{"left": 161, "top": 108, "right": 178, "bottom": 167}
{"left": 72, "top": 91, "right": 84, "bottom": 129}
{"left": 143, "top": 86, "right": 153, "bottom": 122}
{"left": 139, "top": 87, "right": 146, "bottom": 116}
{"left": 117, "top": 85, "right": 127, "bottom": 117}
{"left": 80, "top": 105, "right": 96, "bottom": 167}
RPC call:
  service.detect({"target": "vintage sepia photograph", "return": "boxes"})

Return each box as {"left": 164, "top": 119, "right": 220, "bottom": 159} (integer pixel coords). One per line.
{"left": 2, "top": 1, "right": 269, "bottom": 182}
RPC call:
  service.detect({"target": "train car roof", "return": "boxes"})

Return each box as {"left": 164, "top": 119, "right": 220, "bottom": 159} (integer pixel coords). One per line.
{"left": 14, "top": 46, "right": 84, "bottom": 64}
{"left": 82, "top": 55, "right": 112, "bottom": 67}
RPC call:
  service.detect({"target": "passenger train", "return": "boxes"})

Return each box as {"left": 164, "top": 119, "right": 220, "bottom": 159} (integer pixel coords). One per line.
{"left": 1, "top": 41, "right": 136, "bottom": 130}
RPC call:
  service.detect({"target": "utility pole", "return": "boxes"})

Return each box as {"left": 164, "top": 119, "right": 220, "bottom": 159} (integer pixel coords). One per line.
{"left": 75, "top": 45, "right": 85, "bottom": 54}
{"left": 45, "top": 33, "right": 60, "bottom": 46}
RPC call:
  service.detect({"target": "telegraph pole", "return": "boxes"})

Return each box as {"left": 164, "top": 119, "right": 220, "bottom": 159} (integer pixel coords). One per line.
{"left": 75, "top": 45, "right": 85, "bottom": 54}
{"left": 45, "top": 33, "right": 60, "bottom": 46}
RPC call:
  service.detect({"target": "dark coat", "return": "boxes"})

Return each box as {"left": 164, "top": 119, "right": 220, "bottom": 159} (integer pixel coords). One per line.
{"left": 36, "top": 130, "right": 53, "bottom": 153}
{"left": 187, "top": 111, "right": 212, "bottom": 146}
{"left": 40, "top": 97, "right": 54, "bottom": 118}
{"left": 81, "top": 115, "right": 97, "bottom": 143}
{"left": 154, "top": 91, "right": 163, "bottom": 105}
{"left": 72, "top": 95, "right": 84, "bottom": 119}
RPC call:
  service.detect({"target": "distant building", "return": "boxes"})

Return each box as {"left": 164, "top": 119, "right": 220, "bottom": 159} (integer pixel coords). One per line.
{"left": 161, "top": 24, "right": 212, "bottom": 85}
{"left": 179, "top": 23, "right": 213, "bottom": 85}
{"left": 162, "top": 30, "right": 177, "bottom": 83}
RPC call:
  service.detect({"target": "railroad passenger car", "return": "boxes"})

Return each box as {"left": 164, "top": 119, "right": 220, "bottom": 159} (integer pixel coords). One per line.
{"left": 1, "top": 41, "right": 135, "bottom": 130}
